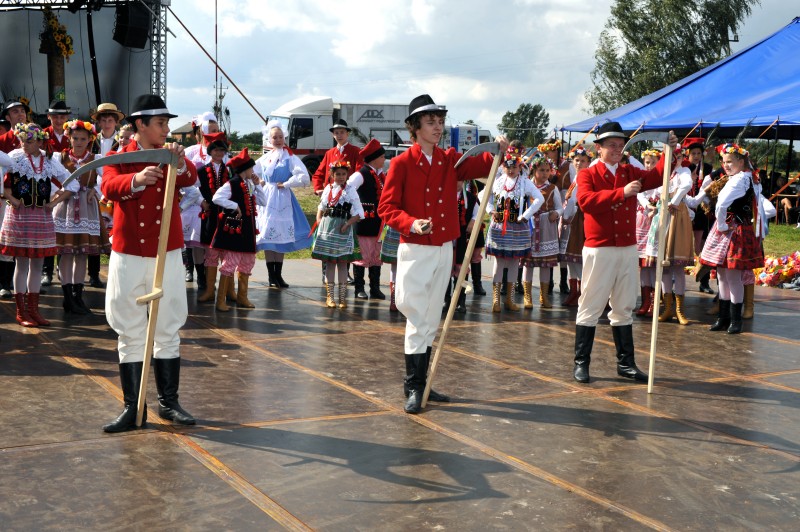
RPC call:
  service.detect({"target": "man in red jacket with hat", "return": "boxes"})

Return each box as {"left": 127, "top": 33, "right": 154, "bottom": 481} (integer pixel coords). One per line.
{"left": 379, "top": 94, "right": 507, "bottom": 413}
{"left": 573, "top": 122, "right": 677, "bottom": 384}
{"left": 100, "top": 94, "right": 198, "bottom": 433}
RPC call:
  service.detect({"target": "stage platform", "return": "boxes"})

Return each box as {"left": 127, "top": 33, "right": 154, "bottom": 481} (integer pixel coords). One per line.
{"left": 1, "top": 259, "right": 798, "bottom": 530}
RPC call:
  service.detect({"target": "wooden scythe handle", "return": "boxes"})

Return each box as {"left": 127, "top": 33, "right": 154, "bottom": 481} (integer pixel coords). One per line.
{"left": 135, "top": 161, "right": 179, "bottom": 427}
{"left": 422, "top": 151, "right": 504, "bottom": 408}
{"left": 648, "top": 144, "right": 673, "bottom": 394}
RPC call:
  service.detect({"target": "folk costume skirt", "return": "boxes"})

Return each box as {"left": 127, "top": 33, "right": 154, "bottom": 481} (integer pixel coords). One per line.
{"left": 645, "top": 203, "right": 695, "bottom": 268}
{"left": 636, "top": 207, "right": 654, "bottom": 263}
{"left": 523, "top": 213, "right": 559, "bottom": 267}
{"left": 485, "top": 219, "right": 531, "bottom": 259}
{"left": 311, "top": 216, "right": 361, "bottom": 263}
{"left": 562, "top": 208, "right": 585, "bottom": 264}
{"left": 700, "top": 216, "right": 764, "bottom": 271}
{"left": 379, "top": 226, "right": 400, "bottom": 264}
{"left": 53, "top": 188, "right": 109, "bottom": 255}
{"left": 0, "top": 205, "right": 57, "bottom": 258}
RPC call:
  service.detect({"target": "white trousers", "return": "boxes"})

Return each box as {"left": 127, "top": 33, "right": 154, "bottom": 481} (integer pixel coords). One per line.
{"left": 106, "top": 249, "right": 188, "bottom": 363}
{"left": 576, "top": 245, "right": 638, "bottom": 327}
{"left": 396, "top": 241, "right": 452, "bottom": 354}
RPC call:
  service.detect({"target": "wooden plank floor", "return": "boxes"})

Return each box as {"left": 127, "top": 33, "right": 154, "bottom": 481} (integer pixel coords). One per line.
{"left": 1, "top": 259, "right": 798, "bottom": 530}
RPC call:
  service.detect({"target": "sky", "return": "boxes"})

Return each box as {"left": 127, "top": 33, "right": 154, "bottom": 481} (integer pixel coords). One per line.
{"left": 164, "top": 0, "right": 799, "bottom": 137}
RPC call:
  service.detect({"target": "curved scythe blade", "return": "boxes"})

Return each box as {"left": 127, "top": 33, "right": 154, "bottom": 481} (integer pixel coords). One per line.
{"left": 61, "top": 149, "right": 177, "bottom": 189}
{"left": 454, "top": 142, "right": 500, "bottom": 168}
{"left": 623, "top": 131, "right": 670, "bottom": 153}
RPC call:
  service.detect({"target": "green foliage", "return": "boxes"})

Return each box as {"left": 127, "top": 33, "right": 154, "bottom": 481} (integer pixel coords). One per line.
{"left": 586, "top": 0, "right": 760, "bottom": 115}
{"left": 228, "top": 131, "right": 262, "bottom": 151}
{"left": 742, "top": 140, "right": 800, "bottom": 175}
{"left": 497, "top": 103, "right": 550, "bottom": 147}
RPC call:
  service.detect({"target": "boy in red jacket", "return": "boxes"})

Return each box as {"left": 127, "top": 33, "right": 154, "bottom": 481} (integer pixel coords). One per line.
{"left": 573, "top": 122, "right": 676, "bottom": 384}
{"left": 100, "top": 94, "right": 198, "bottom": 432}
{"left": 378, "top": 94, "right": 506, "bottom": 413}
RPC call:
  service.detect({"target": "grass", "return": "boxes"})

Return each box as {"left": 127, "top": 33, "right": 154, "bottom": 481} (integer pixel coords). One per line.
{"left": 763, "top": 223, "right": 800, "bottom": 257}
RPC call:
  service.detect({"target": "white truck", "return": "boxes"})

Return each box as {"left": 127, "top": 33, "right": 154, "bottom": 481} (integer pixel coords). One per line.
{"left": 268, "top": 96, "right": 410, "bottom": 175}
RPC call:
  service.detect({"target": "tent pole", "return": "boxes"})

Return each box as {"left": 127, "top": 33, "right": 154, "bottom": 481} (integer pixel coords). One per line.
{"left": 770, "top": 123, "right": 779, "bottom": 197}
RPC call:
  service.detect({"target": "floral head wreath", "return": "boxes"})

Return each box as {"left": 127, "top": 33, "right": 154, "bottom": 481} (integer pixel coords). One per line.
{"left": 527, "top": 153, "right": 555, "bottom": 171}
{"left": 504, "top": 153, "right": 524, "bottom": 168}
{"left": 568, "top": 145, "right": 594, "bottom": 159}
{"left": 717, "top": 143, "right": 749, "bottom": 158}
{"left": 329, "top": 159, "right": 351, "bottom": 172}
{"left": 537, "top": 139, "right": 561, "bottom": 153}
{"left": 641, "top": 149, "right": 661, "bottom": 159}
{"left": 63, "top": 119, "right": 96, "bottom": 140}
{"left": 14, "top": 122, "right": 48, "bottom": 141}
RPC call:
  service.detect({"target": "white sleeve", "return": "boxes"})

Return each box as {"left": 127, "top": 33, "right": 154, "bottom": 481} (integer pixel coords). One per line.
{"left": 0, "top": 150, "right": 12, "bottom": 168}
{"left": 562, "top": 192, "right": 577, "bottom": 219}
{"left": 318, "top": 186, "right": 330, "bottom": 212}
{"left": 253, "top": 182, "right": 268, "bottom": 206}
{"left": 628, "top": 155, "right": 645, "bottom": 170}
{"left": 670, "top": 170, "right": 692, "bottom": 206}
{"left": 520, "top": 181, "right": 544, "bottom": 220}
{"left": 284, "top": 155, "right": 310, "bottom": 188}
{"left": 52, "top": 157, "right": 80, "bottom": 193}
{"left": 212, "top": 181, "right": 237, "bottom": 210}
{"left": 347, "top": 171, "right": 364, "bottom": 189}
{"left": 551, "top": 188, "right": 563, "bottom": 215}
{"left": 470, "top": 200, "right": 480, "bottom": 221}
{"left": 637, "top": 191, "right": 650, "bottom": 209}
{"left": 348, "top": 187, "right": 365, "bottom": 219}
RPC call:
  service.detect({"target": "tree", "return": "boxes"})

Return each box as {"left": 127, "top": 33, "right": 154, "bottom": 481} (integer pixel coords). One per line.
{"left": 497, "top": 103, "right": 550, "bottom": 147}
{"left": 586, "top": 0, "right": 760, "bottom": 115}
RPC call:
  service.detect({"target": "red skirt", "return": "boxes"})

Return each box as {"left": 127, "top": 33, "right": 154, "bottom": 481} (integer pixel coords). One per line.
{"left": 0, "top": 205, "right": 57, "bottom": 258}
{"left": 700, "top": 219, "right": 764, "bottom": 270}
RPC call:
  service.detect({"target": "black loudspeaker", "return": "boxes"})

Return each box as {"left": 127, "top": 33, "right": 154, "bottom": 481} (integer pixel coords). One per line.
{"left": 112, "top": 2, "right": 151, "bottom": 49}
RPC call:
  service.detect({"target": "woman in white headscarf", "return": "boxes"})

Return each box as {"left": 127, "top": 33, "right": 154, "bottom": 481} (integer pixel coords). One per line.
{"left": 254, "top": 120, "right": 313, "bottom": 287}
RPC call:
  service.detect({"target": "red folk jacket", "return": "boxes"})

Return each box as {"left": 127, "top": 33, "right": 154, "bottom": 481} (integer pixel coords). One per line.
{"left": 0, "top": 130, "right": 20, "bottom": 153}
{"left": 577, "top": 157, "right": 666, "bottom": 248}
{"left": 378, "top": 143, "right": 493, "bottom": 246}
{"left": 45, "top": 127, "right": 71, "bottom": 153}
{"left": 311, "top": 143, "right": 364, "bottom": 193}
{"left": 100, "top": 141, "right": 197, "bottom": 257}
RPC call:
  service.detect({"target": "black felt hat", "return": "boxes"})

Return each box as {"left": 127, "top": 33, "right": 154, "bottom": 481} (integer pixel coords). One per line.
{"left": 405, "top": 94, "right": 447, "bottom": 123}
{"left": 329, "top": 119, "right": 351, "bottom": 132}
{"left": 128, "top": 94, "right": 177, "bottom": 119}
{"left": 3, "top": 99, "right": 30, "bottom": 119}
{"left": 594, "top": 121, "right": 627, "bottom": 143}
{"left": 47, "top": 100, "right": 71, "bottom": 115}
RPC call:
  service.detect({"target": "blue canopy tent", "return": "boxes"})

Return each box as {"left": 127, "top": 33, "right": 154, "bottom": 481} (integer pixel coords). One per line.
{"left": 564, "top": 17, "right": 800, "bottom": 140}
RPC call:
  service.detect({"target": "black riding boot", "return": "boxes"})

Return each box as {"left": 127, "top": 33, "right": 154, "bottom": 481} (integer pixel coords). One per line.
{"left": 709, "top": 299, "right": 731, "bottom": 331}
{"left": 573, "top": 325, "right": 595, "bottom": 383}
{"left": 471, "top": 261, "right": 486, "bottom": 295}
{"left": 613, "top": 325, "right": 648, "bottom": 382}
{"left": 182, "top": 249, "right": 193, "bottom": 282}
{"left": 516, "top": 268, "right": 524, "bottom": 294}
{"left": 195, "top": 263, "right": 207, "bottom": 290}
{"left": 353, "top": 265, "right": 368, "bottom": 299}
{"left": 153, "top": 358, "right": 196, "bottom": 425}
{"left": 727, "top": 302, "right": 743, "bottom": 334}
{"left": 455, "top": 278, "right": 467, "bottom": 314}
{"left": 71, "top": 284, "right": 91, "bottom": 314}
{"left": 103, "top": 362, "right": 147, "bottom": 432}
{"left": 698, "top": 271, "right": 714, "bottom": 294}
{"left": 559, "top": 267, "right": 569, "bottom": 294}
{"left": 404, "top": 352, "right": 425, "bottom": 414}
{"left": 442, "top": 276, "right": 452, "bottom": 312}
{"left": 274, "top": 261, "right": 289, "bottom": 288}
{"left": 368, "top": 266, "right": 385, "bottom": 299}
{"left": 61, "top": 284, "right": 81, "bottom": 314}
{"left": 548, "top": 267, "right": 554, "bottom": 294}
{"left": 500, "top": 268, "right": 508, "bottom": 295}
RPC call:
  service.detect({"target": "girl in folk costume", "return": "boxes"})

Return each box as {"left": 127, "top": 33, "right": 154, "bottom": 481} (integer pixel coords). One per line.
{"left": 699, "top": 144, "right": 767, "bottom": 334}
{"left": 180, "top": 184, "right": 205, "bottom": 289}
{"left": 186, "top": 112, "right": 222, "bottom": 168}
{"left": 684, "top": 137, "right": 715, "bottom": 294}
{"left": 484, "top": 148, "right": 544, "bottom": 312}
{"left": 348, "top": 138, "right": 387, "bottom": 301}
{"left": 196, "top": 132, "right": 231, "bottom": 303}
{"left": 521, "top": 154, "right": 562, "bottom": 309}
{"left": 645, "top": 146, "right": 694, "bottom": 325}
{"left": 52, "top": 119, "right": 110, "bottom": 315}
{"left": 539, "top": 138, "right": 572, "bottom": 295}
{"left": 254, "top": 120, "right": 313, "bottom": 288}
{"left": 561, "top": 145, "right": 594, "bottom": 307}
{"left": 311, "top": 160, "right": 364, "bottom": 309}
{"left": 211, "top": 148, "right": 267, "bottom": 311}
{"left": 379, "top": 224, "right": 401, "bottom": 312}
{"left": 634, "top": 149, "right": 662, "bottom": 317}
{"left": 1, "top": 123, "right": 78, "bottom": 327}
